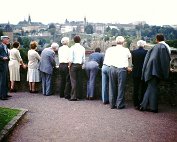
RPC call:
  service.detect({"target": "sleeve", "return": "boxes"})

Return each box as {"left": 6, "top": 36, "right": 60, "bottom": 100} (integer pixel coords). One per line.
{"left": 15, "top": 50, "right": 22, "bottom": 62}
{"left": 159, "top": 46, "right": 171, "bottom": 79}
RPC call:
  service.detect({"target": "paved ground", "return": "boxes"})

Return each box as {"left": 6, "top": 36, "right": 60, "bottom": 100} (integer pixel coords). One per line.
{"left": 0, "top": 92, "right": 177, "bottom": 142}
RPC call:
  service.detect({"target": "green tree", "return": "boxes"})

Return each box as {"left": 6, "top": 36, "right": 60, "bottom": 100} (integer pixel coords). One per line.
{"left": 85, "top": 24, "right": 94, "bottom": 34}
{"left": 0, "top": 29, "right": 3, "bottom": 37}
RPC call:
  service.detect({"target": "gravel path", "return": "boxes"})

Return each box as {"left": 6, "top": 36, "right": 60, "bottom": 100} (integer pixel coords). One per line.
{"left": 1, "top": 92, "right": 177, "bottom": 142}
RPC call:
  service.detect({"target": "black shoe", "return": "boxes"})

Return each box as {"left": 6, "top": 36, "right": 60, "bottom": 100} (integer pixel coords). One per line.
{"left": 0, "top": 97, "right": 8, "bottom": 100}
{"left": 10, "top": 89, "right": 17, "bottom": 93}
{"left": 148, "top": 109, "right": 158, "bottom": 113}
{"left": 103, "top": 101, "right": 109, "bottom": 105}
{"left": 6, "top": 95, "right": 12, "bottom": 97}
{"left": 69, "top": 98, "right": 79, "bottom": 101}
{"left": 139, "top": 107, "right": 145, "bottom": 111}
{"left": 111, "top": 105, "right": 116, "bottom": 109}
{"left": 117, "top": 106, "right": 125, "bottom": 109}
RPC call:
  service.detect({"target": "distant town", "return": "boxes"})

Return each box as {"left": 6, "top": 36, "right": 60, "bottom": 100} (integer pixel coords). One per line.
{"left": 1, "top": 15, "right": 177, "bottom": 51}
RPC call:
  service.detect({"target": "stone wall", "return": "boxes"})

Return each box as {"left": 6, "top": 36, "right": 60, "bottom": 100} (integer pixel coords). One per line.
{"left": 14, "top": 67, "right": 177, "bottom": 105}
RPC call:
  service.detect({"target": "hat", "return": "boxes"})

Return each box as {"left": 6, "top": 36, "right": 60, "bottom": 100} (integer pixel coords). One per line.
{"left": 1, "top": 36, "right": 9, "bottom": 40}
{"left": 116, "top": 36, "right": 125, "bottom": 43}
{"left": 61, "top": 37, "right": 69, "bottom": 44}
{"left": 137, "top": 40, "right": 146, "bottom": 47}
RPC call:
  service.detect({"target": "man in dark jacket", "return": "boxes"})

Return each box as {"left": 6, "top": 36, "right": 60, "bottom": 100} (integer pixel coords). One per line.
{"left": 0, "top": 36, "right": 11, "bottom": 100}
{"left": 132, "top": 40, "right": 147, "bottom": 109}
{"left": 140, "top": 34, "right": 171, "bottom": 113}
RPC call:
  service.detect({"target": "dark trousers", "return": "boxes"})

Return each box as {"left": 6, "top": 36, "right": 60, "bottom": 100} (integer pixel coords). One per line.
{"left": 109, "top": 66, "right": 127, "bottom": 108}
{"left": 133, "top": 77, "right": 147, "bottom": 107}
{"left": 58, "top": 63, "right": 71, "bottom": 98}
{"left": 140, "top": 77, "right": 160, "bottom": 110}
{"left": 0, "top": 64, "right": 9, "bottom": 98}
{"left": 70, "top": 64, "right": 83, "bottom": 99}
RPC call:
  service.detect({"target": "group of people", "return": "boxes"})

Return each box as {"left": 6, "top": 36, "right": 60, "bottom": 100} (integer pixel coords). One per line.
{"left": 0, "top": 34, "right": 171, "bottom": 113}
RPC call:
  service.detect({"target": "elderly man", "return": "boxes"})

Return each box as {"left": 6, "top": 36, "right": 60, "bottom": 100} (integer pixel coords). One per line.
{"left": 39, "top": 42, "right": 59, "bottom": 96}
{"left": 109, "top": 36, "right": 131, "bottom": 109}
{"left": 0, "top": 36, "right": 11, "bottom": 100}
{"left": 131, "top": 40, "right": 147, "bottom": 109}
{"left": 58, "top": 37, "right": 71, "bottom": 99}
{"left": 68, "top": 35, "right": 85, "bottom": 101}
{"left": 140, "top": 34, "right": 171, "bottom": 113}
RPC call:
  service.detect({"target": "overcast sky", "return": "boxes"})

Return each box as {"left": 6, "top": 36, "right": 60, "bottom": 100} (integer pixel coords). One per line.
{"left": 0, "top": 0, "right": 176, "bottom": 26}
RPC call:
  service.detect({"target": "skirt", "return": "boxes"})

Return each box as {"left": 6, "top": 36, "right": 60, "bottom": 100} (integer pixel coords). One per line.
{"left": 27, "top": 68, "right": 40, "bottom": 82}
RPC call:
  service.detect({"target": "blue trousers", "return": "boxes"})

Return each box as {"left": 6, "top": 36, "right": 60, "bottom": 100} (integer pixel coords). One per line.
{"left": 41, "top": 72, "right": 53, "bottom": 96}
{"left": 85, "top": 61, "right": 99, "bottom": 98}
{"left": 101, "top": 65, "right": 110, "bottom": 103}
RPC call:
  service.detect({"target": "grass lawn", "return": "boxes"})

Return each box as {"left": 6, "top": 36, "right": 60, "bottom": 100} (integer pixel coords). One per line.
{"left": 0, "top": 107, "right": 21, "bottom": 132}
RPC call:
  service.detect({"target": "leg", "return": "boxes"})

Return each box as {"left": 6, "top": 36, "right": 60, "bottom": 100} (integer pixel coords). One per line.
{"left": 117, "top": 68, "right": 127, "bottom": 108}
{"left": 109, "top": 66, "right": 117, "bottom": 108}
{"left": 102, "top": 65, "right": 109, "bottom": 103}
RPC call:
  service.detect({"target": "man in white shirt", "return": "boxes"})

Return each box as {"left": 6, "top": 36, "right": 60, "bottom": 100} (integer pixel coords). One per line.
{"left": 68, "top": 35, "right": 85, "bottom": 101}
{"left": 109, "top": 36, "right": 131, "bottom": 109}
{"left": 58, "top": 37, "right": 71, "bottom": 99}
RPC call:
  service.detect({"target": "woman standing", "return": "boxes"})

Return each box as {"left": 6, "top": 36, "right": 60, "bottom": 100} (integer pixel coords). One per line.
{"left": 9, "top": 41, "right": 26, "bottom": 92}
{"left": 27, "top": 41, "right": 41, "bottom": 93}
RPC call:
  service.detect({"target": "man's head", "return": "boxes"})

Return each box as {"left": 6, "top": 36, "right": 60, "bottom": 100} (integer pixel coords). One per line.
{"left": 1, "top": 36, "right": 10, "bottom": 45}
{"left": 51, "top": 42, "right": 59, "bottom": 51}
{"left": 95, "top": 48, "right": 101, "bottom": 53}
{"left": 156, "top": 34, "right": 164, "bottom": 42}
{"left": 61, "top": 37, "right": 69, "bottom": 45}
{"left": 116, "top": 36, "right": 125, "bottom": 45}
{"left": 137, "top": 40, "right": 146, "bottom": 47}
{"left": 74, "top": 35, "right": 81, "bottom": 43}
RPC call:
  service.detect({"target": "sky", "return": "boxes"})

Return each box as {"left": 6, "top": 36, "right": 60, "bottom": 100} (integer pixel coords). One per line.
{"left": 0, "top": 0, "right": 176, "bottom": 26}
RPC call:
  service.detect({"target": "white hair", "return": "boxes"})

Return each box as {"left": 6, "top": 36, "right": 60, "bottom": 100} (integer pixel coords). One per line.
{"left": 51, "top": 42, "right": 59, "bottom": 49}
{"left": 61, "top": 37, "right": 69, "bottom": 45}
{"left": 116, "top": 36, "right": 125, "bottom": 44}
{"left": 137, "top": 40, "right": 146, "bottom": 47}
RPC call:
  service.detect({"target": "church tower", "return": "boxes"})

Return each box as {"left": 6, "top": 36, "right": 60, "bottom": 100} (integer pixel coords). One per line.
{"left": 28, "top": 14, "right": 31, "bottom": 25}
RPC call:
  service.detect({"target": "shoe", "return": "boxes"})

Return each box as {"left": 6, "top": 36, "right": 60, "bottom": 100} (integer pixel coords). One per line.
{"left": 103, "top": 101, "right": 109, "bottom": 105}
{"left": 111, "top": 105, "right": 116, "bottom": 109}
{"left": 69, "top": 98, "right": 79, "bottom": 101}
{"left": 148, "top": 109, "right": 158, "bottom": 113}
{"left": 117, "top": 106, "right": 125, "bottom": 109}
{"left": 6, "top": 95, "right": 12, "bottom": 97}
{"left": 139, "top": 107, "right": 145, "bottom": 111}
{"left": 0, "top": 97, "right": 8, "bottom": 100}
{"left": 134, "top": 105, "right": 140, "bottom": 110}
{"left": 10, "top": 89, "right": 17, "bottom": 92}
{"left": 31, "top": 91, "right": 39, "bottom": 93}
{"left": 89, "top": 97, "right": 94, "bottom": 100}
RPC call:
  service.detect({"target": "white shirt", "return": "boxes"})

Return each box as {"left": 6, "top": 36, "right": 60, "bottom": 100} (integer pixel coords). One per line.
{"left": 109, "top": 45, "right": 131, "bottom": 68}
{"left": 28, "top": 49, "right": 41, "bottom": 69}
{"left": 58, "top": 45, "right": 70, "bottom": 63}
{"left": 69, "top": 43, "right": 85, "bottom": 64}
{"left": 103, "top": 47, "right": 114, "bottom": 66}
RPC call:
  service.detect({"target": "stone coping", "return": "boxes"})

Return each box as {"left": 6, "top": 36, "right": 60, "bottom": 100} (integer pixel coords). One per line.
{"left": 0, "top": 108, "right": 28, "bottom": 141}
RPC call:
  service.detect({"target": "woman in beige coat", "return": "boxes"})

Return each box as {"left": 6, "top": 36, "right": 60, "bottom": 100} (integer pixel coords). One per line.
{"left": 9, "top": 41, "right": 26, "bottom": 92}
{"left": 27, "top": 41, "right": 41, "bottom": 93}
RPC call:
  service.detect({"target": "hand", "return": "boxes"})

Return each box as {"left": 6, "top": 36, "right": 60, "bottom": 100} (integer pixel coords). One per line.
{"left": 3, "top": 57, "right": 8, "bottom": 60}
{"left": 127, "top": 67, "right": 132, "bottom": 72}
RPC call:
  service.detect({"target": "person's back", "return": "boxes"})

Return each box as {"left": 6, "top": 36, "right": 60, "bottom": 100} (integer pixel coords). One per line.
{"left": 132, "top": 47, "right": 147, "bottom": 78}
{"left": 39, "top": 48, "right": 55, "bottom": 75}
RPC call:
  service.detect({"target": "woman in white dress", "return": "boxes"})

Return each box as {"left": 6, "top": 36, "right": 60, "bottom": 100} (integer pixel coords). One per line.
{"left": 27, "top": 41, "right": 41, "bottom": 93}
{"left": 9, "top": 41, "right": 26, "bottom": 92}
